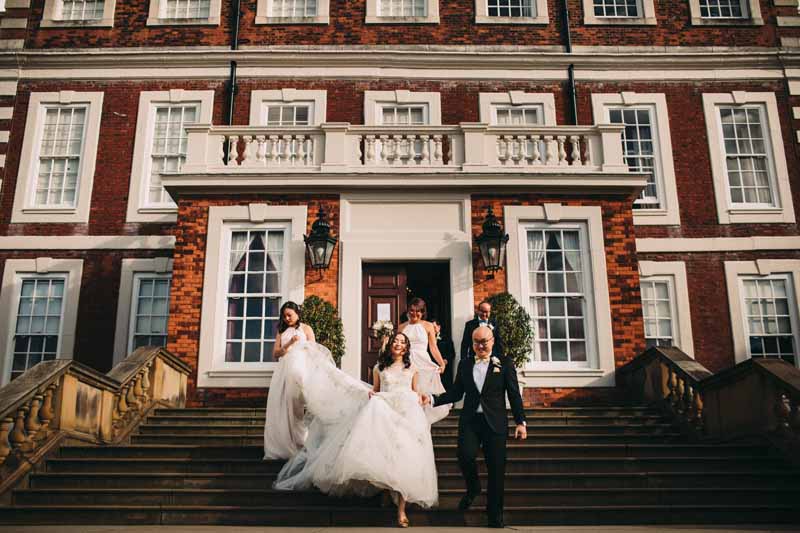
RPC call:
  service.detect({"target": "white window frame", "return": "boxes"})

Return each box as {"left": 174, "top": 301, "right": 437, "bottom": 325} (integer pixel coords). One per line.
{"left": 592, "top": 92, "right": 680, "bottom": 226}
{"left": 113, "top": 257, "right": 173, "bottom": 365}
{"left": 248, "top": 89, "right": 327, "bottom": 126}
{"left": 688, "top": 0, "right": 763, "bottom": 25}
{"left": 146, "top": 0, "right": 221, "bottom": 25}
{"left": 582, "top": 0, "right": 656, "bottom": 25}
{"left": 639, "top": 260, "right": 694, "bottom": 356}
{"left": 255, "top": 0, "right": 329, "bottom": 23}
{"left": 0, "top": 258, "right": 83, "bottom": 386}
{"left": 505, "top": 204, "right": 615, "bottom": 387}
{"left": 125, "top": 90, "right": 214, "bottom": 223}
{"left": 703, "top": 92, "right": 795, "bottom": 224}
{"left": 197, "top": 204, "right": 307, "bottom": 388}
{"left": 41, "top": 0, "right": 116, "bottom": 27}
{"left": 11, "top": 91, "right": 104, "bottom": 224}
{"left": 725, "top": 260, "right": 800, "bottom": 367}
{"left": 365, "top": 0, "right": 439, "bottom": 23}
{"left": 479, "top": 92, "right": 556, "bottom": 126}
{"left": 475, "top": 0, "right": 548, "bottom": 23}
{"left": 364, "top": 90, "right": 441, "bottom": 126}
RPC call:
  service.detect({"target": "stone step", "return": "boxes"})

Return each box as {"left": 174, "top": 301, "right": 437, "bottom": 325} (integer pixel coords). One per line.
{"left": 0, "top": 504, "right": 797, "bottom": 526}
{"left": 28, "top": 470, "right": 800, "bottom": 490}
{"left": 57, "top": 443, "right": 766, "bottom": 462}
{"left": 14, "top": 486, "right": 800, "bottom": 508}
{"left": 433, "top": 434, "right": 686, "bottom": 445}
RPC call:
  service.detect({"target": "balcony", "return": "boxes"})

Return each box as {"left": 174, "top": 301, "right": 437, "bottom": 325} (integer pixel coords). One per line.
{"left": 166, "top": 122, "right": 645, "bottom": 192}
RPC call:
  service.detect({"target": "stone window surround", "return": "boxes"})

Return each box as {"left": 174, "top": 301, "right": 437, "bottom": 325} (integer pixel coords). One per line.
{"left": 125, "top": 90, "right": 214, "bottom": 224}
{"left": 146, "top": 0, "right": 222, "bottom": 26}
{"left": 11, "top": 91, "right": 104, "bottom": 224}
{"left": 112, "top": 257, "right": 173, "bottom": 365}
{"left": 365, "top": 0, "right": 439, "bottom": 24}
{"left": 255, "top": 0, "right": 330, "bottom": 24}
{"left": 475, "top": 0, "right": 548, "bottom": 24}
{"left": 724, "top": 260, "right": 800, "bottom": 366}
{"left": 479, "top": 92, "right": 557, "bottom": 126}
{"left": 0, "top": 258, "right": 84, "bottom": 386}
{"left": 688, "top": 0, "right": 763, "bottom": 25}
{"left": 197, "top": 204, "right": 307, "bottom": 388}
{"left": 364, "top": 90, "right": 442, "bottom": 126}
{"left": 41, "top": 0, "right": 117, "bottom": 27}
{"left": 248, "top": 89, "right": 328, "bottom": 126}
{"left": 581, "top": 0, "right": 656, "bottom": 25}
{"left": 702, "top": 92, "right": 795, "bottom": 224}
{"left": 638, "top": 260, "right": 695, "bottom": 357}
{"left": 592, "top": 92, "right": 681, "bottom": 226}
{"left": 505, "top": 204, "right": 616, "bottom": 387}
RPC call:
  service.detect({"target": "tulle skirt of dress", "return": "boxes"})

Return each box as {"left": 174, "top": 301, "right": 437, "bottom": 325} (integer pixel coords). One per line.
{"left": 409, "top": 349, "right": 451, "bottom": 424}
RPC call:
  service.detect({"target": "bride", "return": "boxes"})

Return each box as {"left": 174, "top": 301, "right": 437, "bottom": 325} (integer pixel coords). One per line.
{"left": 398, "top": 297, "right": 450, "bottom": 424}
{"left": 275, "top": 331, "right": 439, "bottom": 527}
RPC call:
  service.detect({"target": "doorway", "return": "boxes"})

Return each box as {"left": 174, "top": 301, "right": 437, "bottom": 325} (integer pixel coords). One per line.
{"left": 360, "top": 262, "right": 451, "bottom": 382}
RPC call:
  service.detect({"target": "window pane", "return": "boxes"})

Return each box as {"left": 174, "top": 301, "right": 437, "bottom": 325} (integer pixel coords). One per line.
{"left": 380, "top": 105, "right": 427, "bottom": 125}
{"left": 131, "top": 276, "right": 172, "bottom": 352}
{"left": 35, "top": 107, "right": 86, "bottom": 208}
{"left": 608, "top": 106, "right": 659, "bottom": 208}
{"left": 742, "top": 277, "right": 797, "bottom": 365}
{"left": 488, "top": 0, "right": 534, "bottom": 17}
{"left": 149, "top": 104, "right": 198, "bottom": 206}
{"left": 11, "top": 279, "right": 64, "bottom": 381}
{"left": 379, "top": 0, "right": 427, "bottom": 16}
{"left": 640, "top": 279, "right": 675, "bottom": 348}
{"left": 719, "top": 105, "right": 773, "bottom": 207}
{"left": 164, "top": 0, "right": 211, "bottom": 18}
{"left": 699, "top": 0, "right": 744, "bottom": 18}
{"left": 592, "top": 0, "right": 640, "bottom": 17}
{"left": 60, "top": 0, "right": 105, "bottom": 20}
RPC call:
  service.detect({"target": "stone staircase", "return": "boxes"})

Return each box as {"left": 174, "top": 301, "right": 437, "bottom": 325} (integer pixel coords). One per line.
{"left": 2, "top": 404, "right": 800, "bottom": 526}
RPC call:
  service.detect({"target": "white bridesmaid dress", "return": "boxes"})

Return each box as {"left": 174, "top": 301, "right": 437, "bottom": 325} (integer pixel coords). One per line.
{"left": 403, "top": 322, "right": 451, "bottom": 424}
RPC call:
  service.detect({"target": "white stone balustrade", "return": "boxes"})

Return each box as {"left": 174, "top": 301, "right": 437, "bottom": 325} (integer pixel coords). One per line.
{"left": 181, "top": 123, "right": 628, "bottom": 175}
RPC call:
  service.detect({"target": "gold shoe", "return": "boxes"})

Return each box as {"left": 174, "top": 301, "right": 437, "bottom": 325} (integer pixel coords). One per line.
{"left": 398, "top": 515, "right": 409, "bottom": 528}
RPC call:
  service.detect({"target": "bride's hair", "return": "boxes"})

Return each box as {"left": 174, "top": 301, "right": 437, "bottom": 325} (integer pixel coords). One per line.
{"left": 378, "top": 332, "right": 411, "bottom": 371}
{"left": 278, "top": 301, "right": 302, "bottom": 333}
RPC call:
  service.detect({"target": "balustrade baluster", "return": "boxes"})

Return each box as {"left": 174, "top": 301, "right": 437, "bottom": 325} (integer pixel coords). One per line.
{"left": 117, "top": 385, "right": 129, "bottom": 419}
{"left": 10, "top": 408, "right": 28, "bottom": 450}
{"left": 777, "top": 392, "right": 793, "bottom": 434}
{"left": 281, "top": 136, "right": 292, "bottom": 164}
{"left": 531, "top": 135, "right": 541, "bottom": 165}
{"left": 570, "top": 136, "right": 583, "bottom": 166}
{"left": 667, "top": 369, "right": 679, "bottom": 411}
{"left": 379, "top": 135, "right": 390, "bottom": 164}
{"left": 365, "top": 135, "right": 376, "bottom": 165}
{"left": 25, "top": 394, "right": 43, "bottom": 441}
{"left": 37, "top": 383, "right": 56, "bottom": 440}
{"left": 267, "top": 136, "right": 279, "bottom": 166}
{"left": 433, "top": 135, "right": 443, "bottom": 166}
{"left": 676, "top": 378, "right": 687, "bottom": 415}
{"left": 134, "top": 370, "right": 146, "bottom": 406}
{"left": 693, "top": 389, "right": 704, "bottom": 432}
{"left": 126, "top": 381, "right": 140, "bottom": 412}
{"left": 241, "top": 135, "right": 253, "bottom": 165}
{"left": 141, "top": 362, "right": 152, "bottom": 399}
{"left": 511, "top": 137, "right": 522, "bottom": 163}
{"left": 544, "top": 136, "right": 556, "bottom": 165}
{"left": 0, "top": 417, "right": 12, "bottom": 462}
{"left": 297, "top": 135, "right": 307, "bottom": 166}
{"left": 420, "top": 135, "right": 430, "bottom": 164}
{"left": 225, "top": 136, "right": 237, "bottom": 166}
{"left": 255, "top": 136, "right": 267, "bottom": 164}
{"left": 583, "top": 137, "right": 593, "bottom": 166}
{"left": 497, "top": 137, "right": 508, "bottom": 163}
{"left": 557, "top": 136, "right": 568, "bottom": 166}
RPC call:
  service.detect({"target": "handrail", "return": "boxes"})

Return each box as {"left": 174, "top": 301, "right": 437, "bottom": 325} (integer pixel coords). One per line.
{"left": 0, "top": 347, "right": 191, "bottom": 492}
{"left": 618, "top": 347, "right": 800, "bottom": 462}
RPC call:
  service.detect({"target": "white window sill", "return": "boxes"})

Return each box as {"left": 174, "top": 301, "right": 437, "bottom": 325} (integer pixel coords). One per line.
{"left": 584, "top": 16, "right": 656, "bottom": 25}
{"left": 365, "top": 15, "right": 439, "bottom": 23}
{"left": 146, "top": 16, "right": 221, "bottom": 26}
{"left": 199, "top": 367, "right": 277, "bottom": 388}
{"left": 691, "top": 16, "right": 763, "bottom": 26}
{"left": 521, "top": 368, "right": 614, "bottom": 387}
{"left": 633, "top": 207, "right": 681, "bottom": 226}
{"left": 255, "top": 15, "right": 329, "bottom": 24}
{"left": 725, "top": 206, "right": 794, "bottom": 224}
{"left": 140, "top": 206, "right": 178, "bottom": 214}
{"left": 40, "top": 18, "right": 114, "bottom": 28}
{"left": 475, "top": 15, "right": 548, "bottom": 24}
{"left": 22, "top": 207, "right": 77, "bottom": 214}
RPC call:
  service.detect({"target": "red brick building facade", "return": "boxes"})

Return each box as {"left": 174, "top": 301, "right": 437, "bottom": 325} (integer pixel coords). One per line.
{"left": 0, "top": 0, "right": 798, "bottom": 407}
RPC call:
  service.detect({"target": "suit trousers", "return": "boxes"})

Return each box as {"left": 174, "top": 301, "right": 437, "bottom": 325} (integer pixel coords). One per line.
{"left": 457, "top": 413, "right": 507, "bottom": 521}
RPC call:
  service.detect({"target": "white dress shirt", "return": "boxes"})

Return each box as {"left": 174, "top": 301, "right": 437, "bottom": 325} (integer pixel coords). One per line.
{"left": 473, "top": 358, "right": 490, "bottom": 413}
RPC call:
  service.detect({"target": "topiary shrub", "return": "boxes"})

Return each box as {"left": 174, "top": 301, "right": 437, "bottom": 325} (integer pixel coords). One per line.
{"left": 486, "top": 292, "right": 535, "bottom": 369}
{"left": 301, "top": 295, "right": 346, "bottom": 367}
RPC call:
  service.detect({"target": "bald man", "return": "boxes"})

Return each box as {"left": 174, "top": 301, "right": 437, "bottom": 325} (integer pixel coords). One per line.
{"left": 427, "top": 325, "right": 526, "bottom": 528}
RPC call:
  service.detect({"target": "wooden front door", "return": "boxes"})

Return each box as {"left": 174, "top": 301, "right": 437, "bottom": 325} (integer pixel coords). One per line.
{"left": 361, "top": 264, "right": 407, "bottom": 383}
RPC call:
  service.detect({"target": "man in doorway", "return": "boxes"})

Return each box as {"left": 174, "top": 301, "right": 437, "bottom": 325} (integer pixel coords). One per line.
{"left": 430, "top": 317, "right": 455, "bottom": 389}
{"left": 461, "top": 300, "right": 503, "bottom": 360}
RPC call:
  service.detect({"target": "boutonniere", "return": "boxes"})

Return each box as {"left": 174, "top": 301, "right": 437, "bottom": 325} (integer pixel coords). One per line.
{"left": 487, "top": 323, "right": 495, "bottom": 330}
{"left": 490, "top": 356, "right": 501, "bottom": 367}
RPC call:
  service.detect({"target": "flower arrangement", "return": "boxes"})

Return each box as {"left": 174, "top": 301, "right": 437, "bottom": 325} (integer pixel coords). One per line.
{"left": 370, "top": 319, "right": 395, "bottom": 339}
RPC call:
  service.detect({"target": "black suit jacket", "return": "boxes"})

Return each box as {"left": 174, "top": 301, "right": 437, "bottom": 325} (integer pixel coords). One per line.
{"left": 460, "top": 318, "right": 503, "bottom": 360}
{"left": 433, "top": 353, "right": 525, "bottom": 434}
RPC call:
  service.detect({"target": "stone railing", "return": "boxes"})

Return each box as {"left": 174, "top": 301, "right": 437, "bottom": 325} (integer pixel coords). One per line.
{"left": 618, "top": 347, "right": 800, "bottom": 462}
{"left": 181, "top": 122, "right": 627, "bottom": 174}
{"left": 0, "top": 347, "right": 190, "bottom": 494}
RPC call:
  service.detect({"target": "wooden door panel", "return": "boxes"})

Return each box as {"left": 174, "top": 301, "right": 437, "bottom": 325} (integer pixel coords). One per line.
{"left": 361, "top": 265, "right": 407, "bottom": 383}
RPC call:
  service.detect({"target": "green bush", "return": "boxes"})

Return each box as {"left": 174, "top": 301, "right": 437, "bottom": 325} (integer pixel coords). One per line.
{"left": 301, "top": 295, "right": 345, "bottom": 367}
{"left": 486, "top": 292, "right": 535, "bottom": 369}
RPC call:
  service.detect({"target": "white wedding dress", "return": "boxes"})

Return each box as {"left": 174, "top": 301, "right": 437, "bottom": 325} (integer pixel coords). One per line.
{"left": 263, "top": 325, "right": 335, "bottom": 460}
{"left": 275, "top": 362, "right": 439, "bottom": 508}
{"left": 403, "top": 322, "right": 451, "bottom": 424}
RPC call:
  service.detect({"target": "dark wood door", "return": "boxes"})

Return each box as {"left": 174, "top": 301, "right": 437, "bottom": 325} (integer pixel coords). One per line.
{"left": 361, "top": 264, "right": 407, "bottom": 383}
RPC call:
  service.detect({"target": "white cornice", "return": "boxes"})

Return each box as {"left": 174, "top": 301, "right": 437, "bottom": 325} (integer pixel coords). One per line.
{"left": 0, "top": 235, "right": 175, "bottom": 250}
{"left": 636, "top": 236, "right": 800, "bottom": 253}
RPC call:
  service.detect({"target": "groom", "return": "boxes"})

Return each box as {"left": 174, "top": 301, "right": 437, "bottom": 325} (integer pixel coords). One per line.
{"left": 425, "top": 325, "right": 526, "bottom": 528}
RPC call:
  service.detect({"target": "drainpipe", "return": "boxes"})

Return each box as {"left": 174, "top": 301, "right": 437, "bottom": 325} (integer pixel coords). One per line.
{"left": 225, "top": 0, "right": 241, "bottom": 126}
{"left": 562, "top": 0, "right": 578, "bottom": 125}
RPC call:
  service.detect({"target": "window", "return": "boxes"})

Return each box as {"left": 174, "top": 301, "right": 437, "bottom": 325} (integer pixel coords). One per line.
{"left": 702, "top": 93, "right": 794, "bottom": 224}
{"left": 592, "top": 93, "right": 680, "bottom": 226}
{"left": 593, "top": 0, "right": 639, "bottom": 17}
{"left": 42, "top": 0, "right": 116, "bottom": 27}
{"left": 365, "top": 0, "right": 439, "bottom": 23}
{"left": 639, "top": 261, "right": 694, "bottom": 356}
{"left": 741, "top": 276, "right": 797, "bottom": 365}
{"left": 494, "top": 105, "right": 542, "bottom": 125}
{"left": 264, "top": 103, "right": 312, "bottom": 126}
{"left": 146, "top": 0, "right": 221, "bottom": 25}
{"left": 582, "top": 0, "right": 654, "bottom": 24}
{"left": 641, "top": 279, "right": 674, "bottom": 348}
{"left": 256, "top": 0, "right": 329, "bottom": 23}
{"left": 0, "top": 258, "right": 83, "bottom": 386}
{"left": 379, "top": 104, "right": 428, "bottom": 125}
{"left": 148, "top": 105, "right": 197, "bottom": 206}
{"left": 130, "top": 274, "right": 171, "bottom": 352}
{"left": 364, "top": 91, "right": 442, "bottom": 126}
{"left": 10, "top": 278, "right": 65, "bottom": 381}
{"left": 688, "top": 0, "right": 762, "bottom": 24}
{"left": 475, "top": 0, "right": 548, "bottom": 22}
{"left": 197, "top": 205, "right": 307, "bottom": 388}
{"left": 608, "top": 107, "right": 659, "bottom": 209}
{"left": 12, "top": 91, "right": 104, "bottom": 224}
{"left": 249, "top": 90, "right": 327, "bottom": 126}
{"left": 126, "top": 90, "right": 213, "bottom": 223}
{"left": 527, "top": 227, "right": 590, "bottom": 365}
{"left": 479, "top": 92, "right": 556, "bottom": 125}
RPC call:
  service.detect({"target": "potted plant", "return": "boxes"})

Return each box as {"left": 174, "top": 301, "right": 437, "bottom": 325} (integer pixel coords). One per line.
{"left": 486, "top": 292, "right": 535, "bottom": 390}
{"left": 301, "top": 295, "right": 345, "bottom": 368}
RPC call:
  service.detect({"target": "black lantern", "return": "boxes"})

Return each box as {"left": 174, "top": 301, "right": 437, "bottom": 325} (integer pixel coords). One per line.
{"left": 304, "top": 206, "right": 337, "bottom": 270}
{"left": 475, "top": 206, "right": 509, "bottom": 272}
